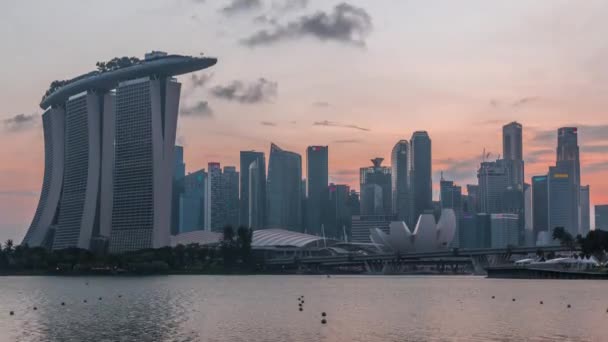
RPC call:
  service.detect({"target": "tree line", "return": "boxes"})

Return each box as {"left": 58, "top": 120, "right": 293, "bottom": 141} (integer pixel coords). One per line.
{"left": 0, "top": 226, "right": 256, "bottom": 275}
{"left": 552, "top": 226, "right": 608, "bottom": 261}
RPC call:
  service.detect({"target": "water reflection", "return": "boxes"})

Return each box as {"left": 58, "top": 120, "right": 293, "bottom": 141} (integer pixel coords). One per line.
{"left": 0, "top": 276, "right": 606, "bottom": 342}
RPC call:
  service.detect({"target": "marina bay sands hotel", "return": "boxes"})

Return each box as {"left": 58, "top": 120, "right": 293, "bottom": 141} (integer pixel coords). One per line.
{"left": 22, "top": 52, "right": 217, "bottom": 253}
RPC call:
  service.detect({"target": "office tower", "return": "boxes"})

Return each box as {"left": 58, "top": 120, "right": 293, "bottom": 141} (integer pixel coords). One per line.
{"left": 360, "top": 158, "right": 392, "bottom": 216}
{"left": 502, "top": 122, "right": 524, "bottom": 189}
{"left": 179, "top": 169, "right": 206, "bottom": 233}
{"left": 440, "top": 179, "right": 462, "bottom": 213}
{"left": 351, "top": 215, "right": 393, "bottom": 243}
{"left": 171, "top": 145, "right": 186, "bottom": 235}
{"left": 556, "top": 127, "right": 581, "bottom": 184}
{"left": 240, "top": 151, "right": 266, "bottom": 228}
{"left": 410, "top": 131, "right": 432, "bottom": 223}
{"left": 548, "top": 165, "right": 578, "bottom": 237}
{"left": 580, "top": 185, "right": 590, "bottom": 236}
{"left": 326, "top": 184, "right": 351, "bottom": 240}
{"left": 205, "top": 162, "right": 224, "bottom": 231}
{"left": 532, "top": 175, "right": 549, "bottom": 242}
{"left": 477, "top": 160, "right": 509, "bottom": 214}
{"left": 465, "top": 184, "right": 479, "bottom": 213}
{"left": 23, "top": 52, "right": 217, "bottom": 251}
{"left": 391, "top": 140, "right": 411, "bottom": 224}
{"left": 248, "top": 160, "right": 265, "bottom": 229}
{"left": 266, "top": 143, "right": 302, "bottom": 231}
{"left": 174, "top": 146, "right": 186, "bottom": 180}
{"left": 490, "top": 213, "right": 520, "bottom": 248}
{"left": 223, "top": 166, "right": 240, "bottom": 228}
{"left": 306, "top": 146, "right": 329, "bottom": 235}
{"left": 595, "top": 205, "right": 608, "bottom": 231}
{"left": 524, "top": 184, "right": 532, "bottom": 231}
{"left": 459, "top": 213, "right": 491, "bottom": 249}
{"left": 347, "top": 190, "right": 361, "bottom": 216}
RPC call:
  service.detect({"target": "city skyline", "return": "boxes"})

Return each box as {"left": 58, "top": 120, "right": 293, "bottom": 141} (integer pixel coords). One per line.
{"left": 2, "top": 1, "right": 608, "bottom": 242}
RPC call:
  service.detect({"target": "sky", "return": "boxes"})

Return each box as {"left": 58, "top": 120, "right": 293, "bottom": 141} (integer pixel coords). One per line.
{"left": 1, "top": 0, "right": 608, "bottom": 242}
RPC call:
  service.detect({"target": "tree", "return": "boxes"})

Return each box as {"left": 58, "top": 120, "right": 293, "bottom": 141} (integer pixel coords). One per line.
{"left": 552, "top": 227, "right": 575, "bottom": 250}
{"left": 236, "top": 226, "right": 253, "bottom": 267}
{"left": 221, "top": 226, "right": 237, "bottom": 269}
{"left": 3, "top": 240, "right": 14, "bottom": 255}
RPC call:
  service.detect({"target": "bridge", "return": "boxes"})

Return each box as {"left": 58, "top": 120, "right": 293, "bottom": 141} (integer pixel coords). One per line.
{"left": 262, "top": 245, "right": 573, "bottom": 274}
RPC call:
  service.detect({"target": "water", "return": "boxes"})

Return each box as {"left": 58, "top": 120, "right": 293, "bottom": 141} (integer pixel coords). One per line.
{"left": 0, "top": 275, "right": 606, "bottom": 341}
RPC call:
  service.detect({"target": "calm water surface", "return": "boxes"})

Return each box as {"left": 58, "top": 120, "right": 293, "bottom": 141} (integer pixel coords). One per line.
{"left": 0, "top": 275, "right": 606, "bottom": 341}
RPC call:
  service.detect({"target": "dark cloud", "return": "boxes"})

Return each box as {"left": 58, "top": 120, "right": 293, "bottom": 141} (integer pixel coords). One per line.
{"left": 583, "top": 161, "right": 608, "bottom": 174}
{"left": 582, "top": 144, "right": 608, "bottom": 153}
{"left": 180, "top": 101, "right": 214, "bottom": 117}
{"left": 253, "top": 14, "right": 278, "bottom": 25}
{"left": 490, "top": 97, "right": 540, "bottom": 109}
{"left": 313, "top": 101, "right": 330, "bottom": 107}
{"left": 260, "top": 121, "right": 277, "bottom": 126}
{"left": 221, "top": 0, "right": 262, "bottom": 15}
{"left": 332, "top": 139, "right": 362, "bottom": 144}
{"left": 210, "top": 78, "right": 278, "bottom": 104}
{"left": 271, "top": 0, "right": 309, "bottom": 12}
{"left": 332, "top": 169, "right": 358, "bottom": 176}
{"left": 313, "top": 120, "right": 370, "bottom": 131}
{"left": 241, "top": 3, "right": 373, "bottom": 47}
{"left": 525, "top": 149, "right": 554, "bottom": 163}
{"left": 0, "top": 190, "right": 38, "bottom": 197}
{"left": 191, "top": 73, "right": 213, "bottom": 88}
{"left": 532, "top": 124, "right": 608, "bottom": 144}
{"left": 3, "top": 113, "right": 37, "bottom": 132}
{"left": 434, "top": 156, "right": 480, "bottom": 185}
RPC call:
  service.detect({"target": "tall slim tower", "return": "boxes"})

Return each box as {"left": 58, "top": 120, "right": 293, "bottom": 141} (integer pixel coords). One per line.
{"left": 554, "top": 127, "right": 581, "bottom": 235}
{"left": 580, "top": 185, "right": 590, "bottom": 236}
{"left": 223, "top": 166, "right": 240, "bottom": 228}
{"left": 266, "top": 143, "right": 302, "bottom": 231}
{"left": 240, "top": 151, "right": 266, "bottom": 228}
{"left": 410, "top": 131, "right": 432, "bottom": 223}
{"left": 306, "top": 146, "right": 329, "bottom": 236}
{"left": 205, "top": 162, "right": 224, "bottom": 232}
{"left": 359, "top": 158, "right": 392, "bottom": 216}
{"left": 502, "top": 122, "right": 524, "bottom": 189}
{"left": 531, "top": 175, "right": 549, "bottom": 242}
{"left": 391, "top": 140, "right": 410, "bottom": 224}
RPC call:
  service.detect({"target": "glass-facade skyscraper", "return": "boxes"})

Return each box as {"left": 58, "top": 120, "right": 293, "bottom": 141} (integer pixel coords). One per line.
{"left": 240, "top": 151, "right": 266, "bottom": 228}
{"left": 502, "top": 122, "right": 524, "bottom": 189}
{"left": 306, "top": 146, "right": 328, "bottom": 236}
{"left": 596, "top": 205, "right": 608, "bottom": 231}
{"left": 266, "top": 143, "right": 302, "bottom": 231}
{"left": 531, "top": 175, "right": 549, "bottom": 242}
{"left": 391, "top": 140, "right": 410, "bottom": 224}
{"left": 360, "top": 158, "right": 392, "bottom": 216}
{"left": 410, "top": 131, "right": 432, "bottom": 224}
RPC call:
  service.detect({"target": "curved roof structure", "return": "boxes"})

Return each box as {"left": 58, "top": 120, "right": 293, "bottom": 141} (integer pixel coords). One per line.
{"left": 252, "top": 229, "right": 331, "bottom": 248}
{"left": 40, "top": 54, "right": 217, "bottom": 109}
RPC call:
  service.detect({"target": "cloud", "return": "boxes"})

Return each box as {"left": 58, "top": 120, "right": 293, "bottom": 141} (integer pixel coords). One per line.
{"left": 525, "top": 149, "right": 554, "bottom": 163}
{"left": 582, "top": 144, "right": 608, "bottom": 153}
{"left": 332, "top": 139, "right": 362, "bottom": 144}
{"left": 191, "top": 73, "right": 213, "bottom": 88}
{"left": 512, "top": 96, "right": 540, "bottom": 108}
{"left": 271, "top": 0, "right": 309, "bottom": 12}
{"left": 221, "top": 0, "right": 262, "bottom": 15}
{"left": 3, "top": 113, "right": 37, "bottom": 132}
{"left": 210, "top": 78, "right": 278, "bottom": 104}
{"left": 313, "top": 101, "right": 330, "bottom": 107}
{"left": 434, "top": 156, "right": 481, "bottom": 185}
{"left": 332, "top": 169, "right": 358, "bottom": 176}
{"left": 313, "top": 120, "right": 370, "bottom": 131}
{"left": 180, "top": 101, "right": 214, "bottom": 117}
{"left": 489, "top": 97, "right": 540, "bottom": 110}
{"left": 532, "top": 124, "right": 608, "bottom": 144}
{"left": 583, "top": 161, "right": 608, "bottom": 174}
{"left": 241, "top": 3, "right": 373, "bottom": 47}
{"left": 260, "top": 121, "right": 277, "bottom": 126}
{"left": 0, "top": 190, "right": 38, "bottom": 197}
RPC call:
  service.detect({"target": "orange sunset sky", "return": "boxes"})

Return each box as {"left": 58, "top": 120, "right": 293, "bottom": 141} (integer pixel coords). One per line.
{"left": 1, "top": 0, "right": 607, "bottom": 241}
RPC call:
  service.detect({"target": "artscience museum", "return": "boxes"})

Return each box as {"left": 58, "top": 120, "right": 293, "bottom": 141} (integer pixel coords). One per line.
{"left": 370, "top": 209, "right": 457, "bottom": 253}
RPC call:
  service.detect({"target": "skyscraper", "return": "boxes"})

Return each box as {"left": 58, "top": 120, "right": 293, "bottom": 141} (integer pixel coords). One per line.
{"left": 391, "top": 140, "right": 410, "bottom": 224}
{"left": 205, "top": 162, "right": 224, "bottom": 231}
{"left": 502, "top": 122, "right": 524, "bottom": 189}
{"left": 23, "top": 52, "right": 217, "bottom": 252}
{"left": 440, "top": 179, "right": 462, "bottom": 214}
{"left": 410, "top": 131, "right": 432, "bottom": 223}
{"left": 595, "top": 205, "right": 608, "bottom": 231}
{"left": 171, "top": 145, "right": 186, "bottom": 235}
{"left": 240, "top": 151, "right": 266, "bottom": 228}
{"left": 222, "top": 166, "right": 240, "bottom": 228}
{"left": 580, "top": 185, "right": 590, "bottom": 236}
{"left": 532, "top": 175, "right": 549, "bottom": 242}
{"left": 360, "top": 158, "right": 392, "bottom": 216}
{"left": 266, "top": 143, "right": 302, "bottom": 231}
{"left": 179, "top": 169, "right": 205, "bottom": 233}
{"left": 548, "top": 165, "right": 578, "bottom": 237}
{"left": 490, "top": 213, "right": 520, "bottom": 248}
{"left": 477, "top": 160, "right": 509, "bottom": 214}
{"left": 306, "top": 146, "right": 329, "bottom": 235}
{"left": 248, "top": 159, "right": 265, "bottom": 229}
{"left": 554, "top": 127, "right": 581, "bottom": 235}
{"left": 326, "top": 184, "right": 351, "bottom": 240}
